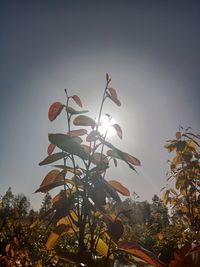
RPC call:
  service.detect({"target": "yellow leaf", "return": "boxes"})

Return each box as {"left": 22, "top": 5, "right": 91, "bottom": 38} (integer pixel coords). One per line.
{"left": 95, "top": 236, "right": 114, "bottom": 260}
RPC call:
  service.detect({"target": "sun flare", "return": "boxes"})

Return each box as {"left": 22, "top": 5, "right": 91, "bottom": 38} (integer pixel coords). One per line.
{"left": 97, "top": 115, "right": 117, "bottom": 138}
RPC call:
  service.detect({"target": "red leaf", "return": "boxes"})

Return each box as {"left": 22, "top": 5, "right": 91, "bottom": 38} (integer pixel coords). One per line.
{"left": 73, "top": 115, "right": 96, "bottom": 128}
{"left": 48, "top": 102, "right": 64, "bottom": 121}
{"left": 113, "top": 123, "right": 123, "bottom": 139}
{"left": 109, "top": 180, "right": 130, "bottom": 196}
{"left": 39, "top": 152, "right": 68, "bottom": 166}
{"left": 118, "top": 241, "right": 166, "bottom": 267}
{"left": 47, "top": 144, "right": 56, "bottom": 155}
{"left": 108, "top": 87, "right": 118, "bottom": 98}
{"left": 72, "top": 95, "right": 82, "bottom": 107}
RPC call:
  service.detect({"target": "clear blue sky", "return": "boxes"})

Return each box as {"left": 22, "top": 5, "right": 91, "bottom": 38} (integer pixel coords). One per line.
{"left": 0, "top": 0, "right": 199, "bottom": 210}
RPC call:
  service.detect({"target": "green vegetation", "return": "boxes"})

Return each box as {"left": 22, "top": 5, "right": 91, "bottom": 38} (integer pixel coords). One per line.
{"left": 0, "top": 75, "right": 199, "bottom": 266}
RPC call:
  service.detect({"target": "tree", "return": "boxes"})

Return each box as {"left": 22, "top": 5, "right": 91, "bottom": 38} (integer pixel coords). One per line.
{"left": 39, "top": 192, "right": 52, "bottom": 216}
{"left": 35, "top": 74, "right": 166, "bottom": 267}
{"left": 162, "top": 128, "right": 200, "bottom": 243}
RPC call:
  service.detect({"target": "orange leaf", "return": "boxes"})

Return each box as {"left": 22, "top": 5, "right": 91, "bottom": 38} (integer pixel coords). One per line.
{"left": 73, "top": 115, "right": 96, "bottom": 128}
{"left": 35, "top": 170, "right": 64, "bottom": 193}
{"left": 118, "top": 241, "right": 166, "bottom": 267}
{"left": 108, "top": 87, "right": 118, "bottom": 98}
{"left": 109, "top": 180, "right": 130, "bottom": 196}
{"left": 48, "top": 102, "right": 64, "bottom": 121}
{"left": 47, "top": 143, "right": 56, "bottom": 155}
{"left": 72, "top": 95, "right": 82, "bottom": 107}
{"left": 113, "top": 123, "right": 123, "bottom": 139}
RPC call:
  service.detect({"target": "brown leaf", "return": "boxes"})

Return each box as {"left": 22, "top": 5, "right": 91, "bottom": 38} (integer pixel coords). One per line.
{"left": 108, "top": 87, "right": 118, "bottom": 98}
{"left": 113, "top": 123, "right": 123, "bottom": 139}
{"left": 67, "top": 129, "right": 87, "bottom": 137}
{"left": 48, "top": 102, "right": 64, "bottom": 121}
{"left": 109, "top": 180, "right": 130, "bottom": 196}
{"left": 106, "top": 92, "right": 121, "bottom": 106}
{"left": 47, "top": 144, "right": 56, "bottom": 155}
{"left": 122, "top": 152, "right": 141, "bottom": 166}
{"left": 86, "top": 130, "right": 100, "bottom": 142}
{"left": 108, "top": 220, "right": 124, "bottom": 242}
{"left": 176, "top": 131, "right": 181, "bottom": 140}
{"left": 81, "top": 144, "right": 92, "bottom": 156}
{"left": 39, "top": 152, "right": 68, "bottom": 166}
{"left": 72, "top": 95, "right": 82, "bottom": 107}
{"left": 92, "top": 152, "right": 108, "bottom": 165}
{"left": 73, "top": 115, "right": 96, "bottom": 128}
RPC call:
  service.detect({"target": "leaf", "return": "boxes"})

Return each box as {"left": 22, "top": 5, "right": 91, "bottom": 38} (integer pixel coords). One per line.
{"left": 176, "top": 131, "right": 181, "bottom": 140}
{"left": 92, "top": 152, "right": 108, "bottom": 165}
{"left": 72, "top": 95, "right": 82, "bottom": 107}
{"left": 66, "top": 106, "right": 88, "bottom": 115}
{"left": 86, "top": 130, "right": 100, "bottom": 142}
{"left": 73, "top": 115, "right": 96, "bottom": 128}
{"left": 109, "top": 180, "right": 130, "bottom": 196}
{"left": 108, "top": 220, "right": 124, "bottom": 242}
{"left": 48, "top": 102, "right": 64, "bottom": 121}
{"left": 105, "top": 140, "right": 140, "bottom": 166}
{"left": 106, "top": 73, "right": 111, "bottom": 82}
{"left": 48, "top": 133, "right": 88, "bottom": 160}
{"left": 81, "top": 144, "right": 92, "bottom": 156}
{"left": 162, "top": 190, "right": 170, "bottom": 205}
{"left": 47, "top": 143, "right": 56, "bottom": 155}
{"left": 118, "top": 241, "right": 166, "bottom": 267}
{"left": 35, "top": 170, "right": 65, "bottom": 193}
{"left": 52, "top": 165, "right": 82, "bottom": 175}
{"left": 46, "top": 224, "right": 69, "bottom": 250}
{"left": 67, "top": 129, "right": 87, "bottom": 137}
{"left": 108, "top": 87, "right": 118, "bottom": 98}
{"left": 113, "top": 123, "right": 123, "bottom": 139}
{"left": 39, "top": 152, "right": 68, "bottom": 166}
{"left": 106, "top": 92, "right": 121, "bottom": 106}
{"left": 122, "top": 152, "right": 141, "bottom": 166}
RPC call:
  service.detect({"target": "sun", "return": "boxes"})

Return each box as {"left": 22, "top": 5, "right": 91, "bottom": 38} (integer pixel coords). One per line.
{"left": 97, "top": 115, "right": 117, "bottom": 138}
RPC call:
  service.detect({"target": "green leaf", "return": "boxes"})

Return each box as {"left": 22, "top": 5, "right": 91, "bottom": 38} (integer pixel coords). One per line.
{"left": 39, "top": 152, "right": 68, "bottom": 166}
{"left": 48, "top": 133, "right": 89, "bottom": 160}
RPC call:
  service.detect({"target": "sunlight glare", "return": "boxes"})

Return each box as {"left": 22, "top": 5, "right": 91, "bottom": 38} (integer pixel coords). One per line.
{"left": 97, "top": 115, "right": 117, "bottom": 138}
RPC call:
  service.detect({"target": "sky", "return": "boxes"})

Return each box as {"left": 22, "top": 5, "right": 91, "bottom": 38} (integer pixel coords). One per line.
{"left": 0, "top": 0, "right": 200, "bottom": 210}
